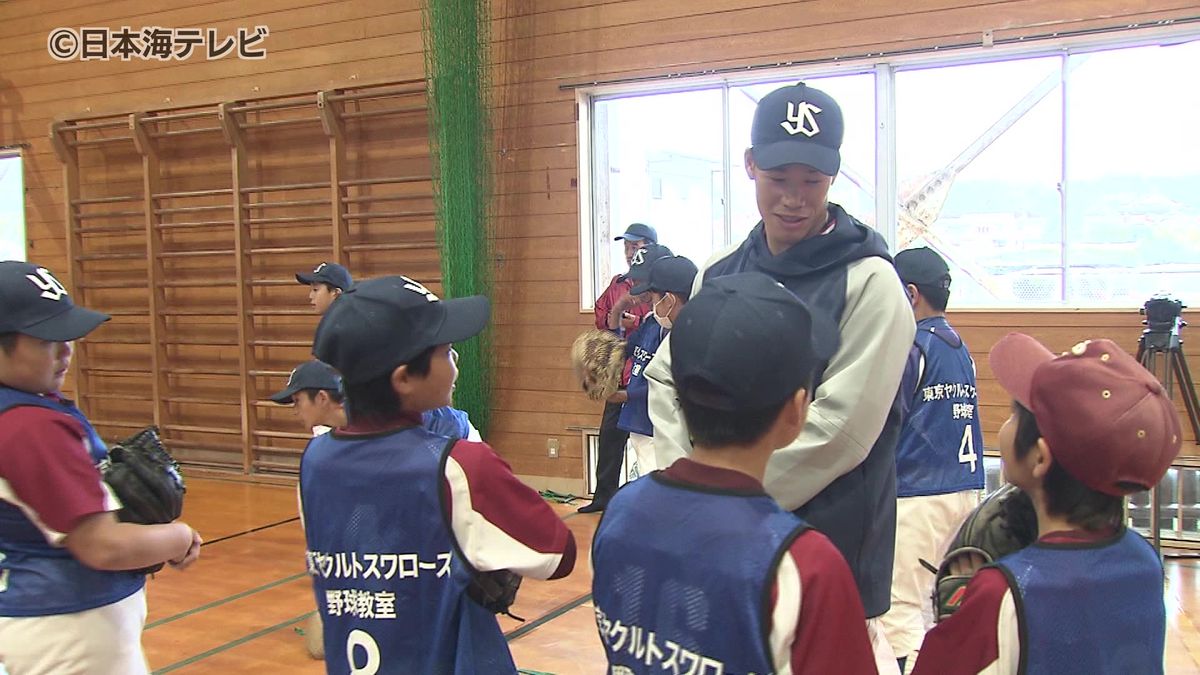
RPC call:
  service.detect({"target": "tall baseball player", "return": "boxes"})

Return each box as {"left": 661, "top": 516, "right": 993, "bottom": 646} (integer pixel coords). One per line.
{"left": 645, "top": 82, "right": 914, "bottom": 673}
{"left": 881, "top": 247, "right": 984, "bottom": 671}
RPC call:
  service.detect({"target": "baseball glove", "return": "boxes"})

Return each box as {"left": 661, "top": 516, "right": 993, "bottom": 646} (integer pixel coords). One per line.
{"left": 930, "top": 483, "right": 1037, "bottom": 622}
{"left": 100, "top": 426, "right": 186, "bottom": 574}
{"left": 467, "top": 569, "right": 525, "bottom": 621}
{"left": 570, "top": 329, "right": 626, "bottom": 402}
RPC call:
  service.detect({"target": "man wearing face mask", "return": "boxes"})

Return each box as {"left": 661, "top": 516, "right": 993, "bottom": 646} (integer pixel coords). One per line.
{"left": 617, "top": 254, "right": 698, "bottom": 475}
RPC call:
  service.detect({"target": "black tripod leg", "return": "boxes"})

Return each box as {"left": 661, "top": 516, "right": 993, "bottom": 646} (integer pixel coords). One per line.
{"left": 1171, "top": 350, "right": 1200, "bottom": 441}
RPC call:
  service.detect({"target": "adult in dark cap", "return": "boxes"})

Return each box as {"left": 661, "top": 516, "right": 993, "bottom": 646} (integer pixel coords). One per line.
{"left": 880, "top": 246, "right": 985, "bottom": 672}
{"left": 578, "top": 225, "right": 662, "bottom": 514}
{"left": 645, "top": 82, "right": 914, "bottom": 672}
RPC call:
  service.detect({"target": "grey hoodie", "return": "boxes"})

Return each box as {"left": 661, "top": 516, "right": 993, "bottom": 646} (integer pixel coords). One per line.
{"left": 645, "top": 203, "right": 915, "bottom": 617}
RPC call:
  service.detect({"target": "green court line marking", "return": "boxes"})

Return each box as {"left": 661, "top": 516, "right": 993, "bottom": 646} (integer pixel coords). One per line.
{"left": 201, "top": 516, "right": 300, "bottom": 546}
{"left": 147, "top": 505, "right": 573, "bottom": 632}
{"left": 505, "top": 591, "right": 593, "bottom": 643}
{"left": 144, "top": 571, "right": 309, "bottom": 630}
{"left": 151, "top": 611, "right": 314, "bottom": 674}
{"left": 146, "top": 498, "right": 582, "bottom": 669}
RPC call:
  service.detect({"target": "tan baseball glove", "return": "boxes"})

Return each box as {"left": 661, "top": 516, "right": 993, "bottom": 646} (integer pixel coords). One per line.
{"left": 570, "top": 329, "right": 626, "bottom": 401}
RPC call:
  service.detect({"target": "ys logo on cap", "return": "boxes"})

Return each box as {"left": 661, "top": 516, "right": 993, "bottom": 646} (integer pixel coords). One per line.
{"left": 26, "top": 267, "right": 69, "bottom": 301}
{"left": 312, "top": 262, "right": 327, "bottom": 273}
{"left": 401, "top": 276, "right": 439, "bottom": 302}
{"left": 630, "top": 248, "right": 648, "bottom": 266}
{"left": 780, "top": 100, "right": 822, "bottom": 138}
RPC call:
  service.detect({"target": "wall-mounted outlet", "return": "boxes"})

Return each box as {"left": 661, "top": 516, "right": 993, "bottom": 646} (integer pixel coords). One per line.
{"left": 547, "top": 437, "right": 560, "bottom": 458}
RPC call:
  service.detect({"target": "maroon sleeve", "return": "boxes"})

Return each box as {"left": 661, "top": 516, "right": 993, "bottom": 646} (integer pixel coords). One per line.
{"left": 441, "top": 440, "right": 576, "bottom": 579}
{"left": 594, "top": 275, "right": 622, "bottom": 331}
{"left": 0, "top": 407, "right": 113, "bottom": 535}
{"left": 778, "top": 530, "right": 878, "bottom": 675}
{"left": 911, "top": 568, "right": 1010, "bottom": 675}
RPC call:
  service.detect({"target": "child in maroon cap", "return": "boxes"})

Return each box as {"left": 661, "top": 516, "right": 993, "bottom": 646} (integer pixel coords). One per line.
{"left": 913, "top": 333, "right": 1181, "bottom": 675}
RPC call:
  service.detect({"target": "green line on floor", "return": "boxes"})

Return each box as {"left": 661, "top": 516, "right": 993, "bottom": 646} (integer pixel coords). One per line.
{"left": 145, "top": 571, "right": 309, "bottom": 630}
{"left": 152, "top": 611, "right": 313, "bottom": 674}
{"left": 505, "top": 591, "right": 592, "bottom": 643}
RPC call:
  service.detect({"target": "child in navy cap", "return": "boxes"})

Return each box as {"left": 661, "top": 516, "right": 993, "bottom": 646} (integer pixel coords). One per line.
{"left": 616, "top": 254, "right": 697, "bottom": 475}
{"left": 270, "top": 360, "right": 346, "bottom": 435}
{"left": 297, "top": 261, "right": 353, "bottom": 314}
{"left": 592, "top": 272, "right": 878, "bottom": 674}
{"left": 0, "top": 261, "right": 201, "bottom": 674}
{"left": 301, "top": 275, "right": 575, "bottom": 673}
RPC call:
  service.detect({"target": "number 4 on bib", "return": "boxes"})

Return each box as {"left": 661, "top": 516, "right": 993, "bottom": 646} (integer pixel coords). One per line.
{"left": 958, "top": 424, "right": 978, "bottom": 473}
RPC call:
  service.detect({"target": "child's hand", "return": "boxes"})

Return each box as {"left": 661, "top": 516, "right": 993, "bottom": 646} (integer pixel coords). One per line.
{"left": 619, "top": 312, "right": 637, "bottom": 332}
{"left": 169, "top": 527, "right": 203, "bottom": 570}
{"left": 948, "top": 551, "right": 986, "bottom": 576}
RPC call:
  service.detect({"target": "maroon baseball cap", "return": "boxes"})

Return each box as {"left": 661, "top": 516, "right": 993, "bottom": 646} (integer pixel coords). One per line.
{"left": 989, "top": 333, "right": 1181, "bottom": 496}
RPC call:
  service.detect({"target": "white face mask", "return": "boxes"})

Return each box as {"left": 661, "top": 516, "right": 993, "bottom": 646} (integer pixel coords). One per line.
{"left": 652, "top": 294, "right": 676, "bottom": 329}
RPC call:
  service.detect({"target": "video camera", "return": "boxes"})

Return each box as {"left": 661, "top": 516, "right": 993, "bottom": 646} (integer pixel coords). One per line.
{"left": 1139, "top": 295, "right": 1187, "bottom": 351}
{"left": 1141, "top": 295, "right": 1186, "bottom": 335}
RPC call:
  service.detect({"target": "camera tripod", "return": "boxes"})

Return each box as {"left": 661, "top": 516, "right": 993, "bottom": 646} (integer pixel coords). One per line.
{"left": 1135, "top": 328, "right": 1200, "bottom": 554}
{"left": 1136, "top": 331, "right": 1200, "bottom": 442}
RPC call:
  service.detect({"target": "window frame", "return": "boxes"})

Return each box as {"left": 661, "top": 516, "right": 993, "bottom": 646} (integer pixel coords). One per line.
{"left": 0, "top": 149, "right": 26, "bottom": 263}
{"left": 575, "top": 24, "right": 1200, "bottom": 312}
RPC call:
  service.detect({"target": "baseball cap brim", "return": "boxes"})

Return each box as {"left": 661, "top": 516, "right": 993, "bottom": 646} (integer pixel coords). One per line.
{"left": 629, "top": 280, "right": 653, "bottom": 295}
{"left": 21, "top": 305, "right": 110, "bottom": 341}
{"left": 614, "top": 233, "right": 649, "bottom": 242}
{"left": 296, "top": 273, "right": 318, "bottom": 284}
{"left": 430, "top": 295, "right": 490, "bottom": 346}
{"left": 268, "top": 386, "right": 301, "bottom": 405}
{"left": 751, "top": 141, "right": 840, "bottom": 175}
{"left": 988, "top": 332, "right": 1055, "bottom": 411}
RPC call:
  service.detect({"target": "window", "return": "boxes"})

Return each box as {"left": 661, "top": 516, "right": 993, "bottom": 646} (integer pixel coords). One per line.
{"left": 0, "top": 153, "right": 24, "bottom": 261}
{"left": 582, "top": 34, "right": 1200, "bottom": 309}
{"left": 591, "top": 88, "right": 725, "bottom": 287}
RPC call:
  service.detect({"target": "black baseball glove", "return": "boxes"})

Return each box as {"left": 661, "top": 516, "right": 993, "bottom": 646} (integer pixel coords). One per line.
{"left": 931, "top": 483, "right": 1037, "bottom": 622}
{"left": 467, "top": 570, "right": 525, "bottom": 621}
{"left": 100, "top": 426, "right": 186, "bottom": 574}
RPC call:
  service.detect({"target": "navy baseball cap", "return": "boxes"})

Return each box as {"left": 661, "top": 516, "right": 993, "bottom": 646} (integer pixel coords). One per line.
{"left": 313, "top": 275, "right": 489, "bottom": 384}
{"left": 296, "top": 262, "right": 353, "bottom": 291}
{"left": 614, "top": 223, "right": 658, "bottom": 244}
{"left": 622, "top": 244, "right": 674, "bottom": 283}
{"left": 750, "top": 82, "right": 844, "bottom": 176}
{"left": 670, "top": 272, "right": 838, "bottom": 411}
{"left": 895, "top": 247, "right": 951, "bottom": 289}
{"left": 0, "top": 261, "right": 109, "bottom": 341}
{"left": 269, "top": 360, "right": 342, "bottom": 404}
{"left": 631, "top": 255, "right": 698, "bottom": 297}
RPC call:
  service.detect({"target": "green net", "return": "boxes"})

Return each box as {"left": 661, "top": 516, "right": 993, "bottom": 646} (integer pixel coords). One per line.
{"left": 422, "top": 0, "right": 494, "bottom": 436}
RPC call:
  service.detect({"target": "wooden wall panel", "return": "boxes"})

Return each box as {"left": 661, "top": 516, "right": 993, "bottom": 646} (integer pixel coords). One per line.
{"left": 3, "top": 0, "right": 1197, "bottom": 485}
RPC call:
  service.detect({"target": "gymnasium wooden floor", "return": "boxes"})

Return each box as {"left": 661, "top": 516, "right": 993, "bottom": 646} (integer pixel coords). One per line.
{"left": 142, "top": 478, "right": 1200, "bottom": 674}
